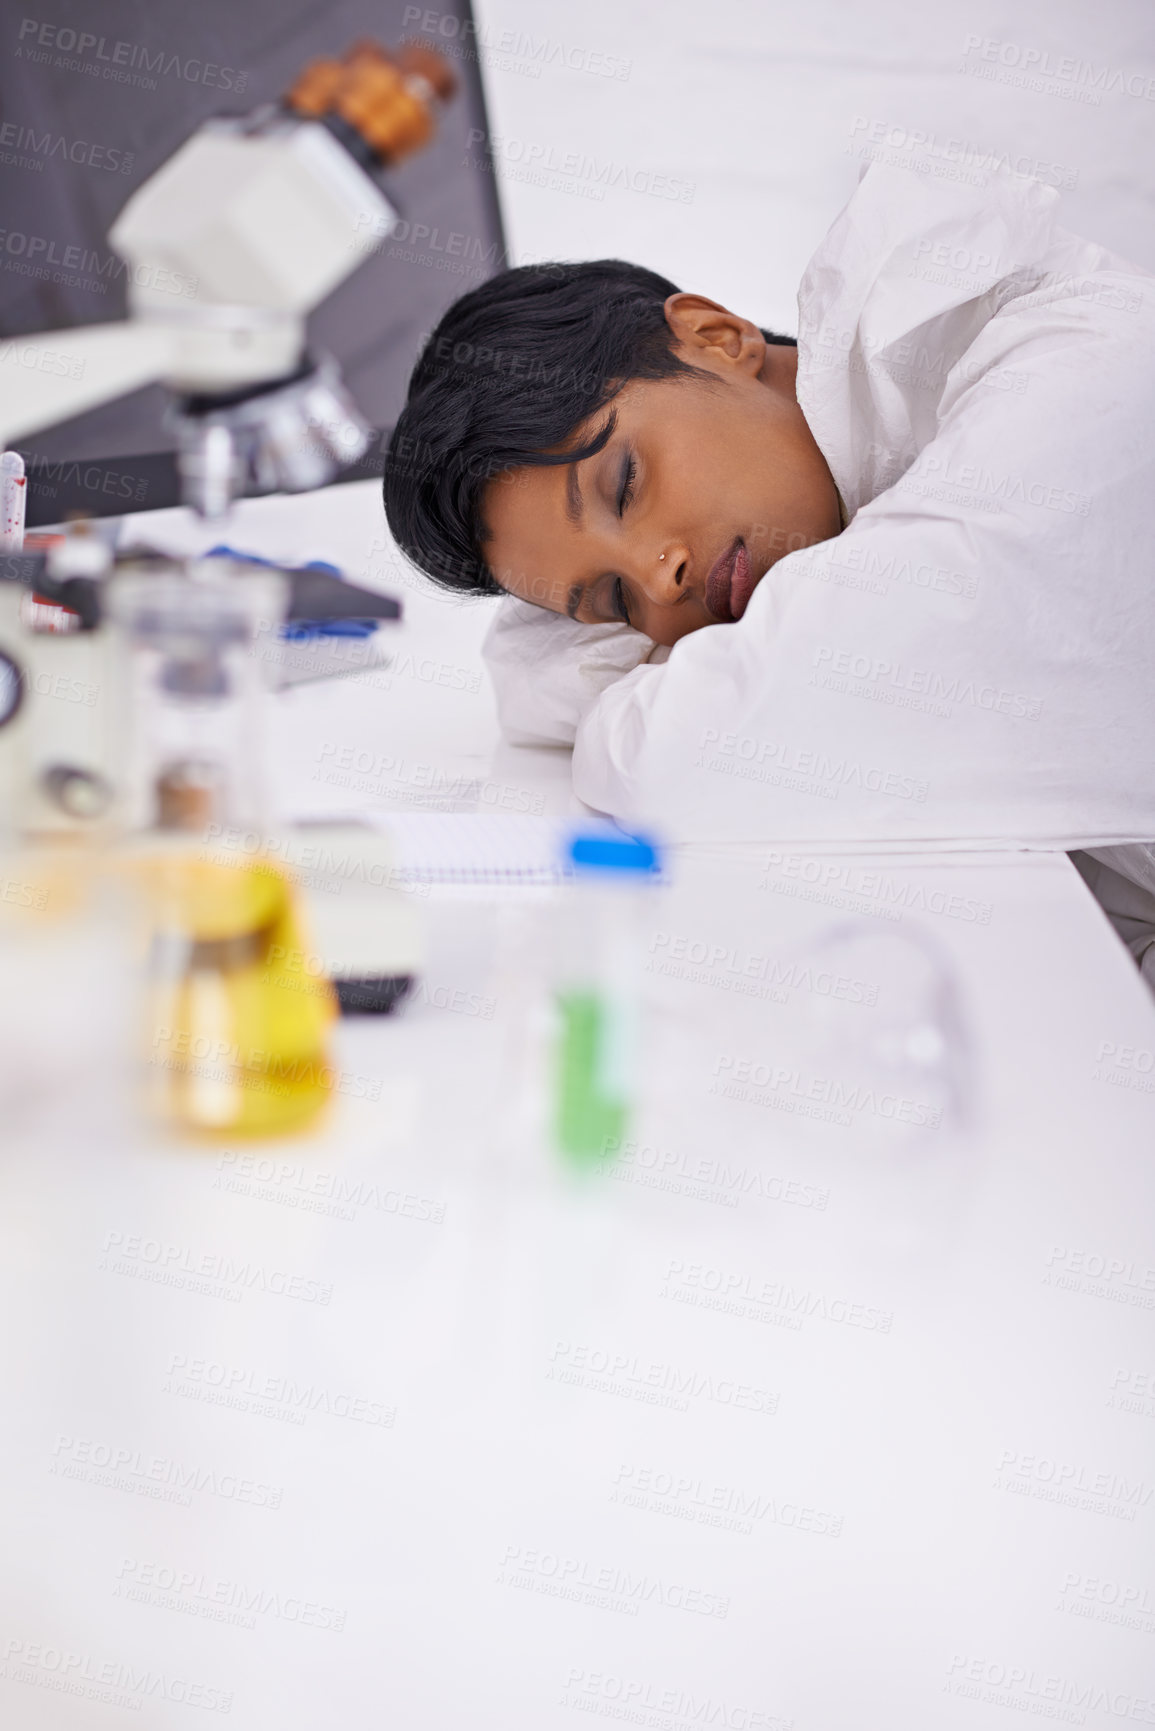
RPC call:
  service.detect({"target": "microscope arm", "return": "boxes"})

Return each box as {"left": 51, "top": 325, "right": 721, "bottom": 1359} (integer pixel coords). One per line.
{"left": 0, "top": 305, "right": 312, "bottom": 450}
{"left": 0, "top": 320, "right": 177, "bottom": 446}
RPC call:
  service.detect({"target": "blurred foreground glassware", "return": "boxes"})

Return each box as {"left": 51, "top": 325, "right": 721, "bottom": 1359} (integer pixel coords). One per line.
{"left": 105, "top": 560, "right": 286, "bottom": 837}
{"left": 552, "top": 832, "right": 660, "bottom": 1162}
{"left": 779, "top": 919, "right": 973, "bottom": 1150}
{"left": 133, "top": 849, "right": 337, "bottom": 1138}
{"left": 0, "top": 847, "right": 136, "bottom": 1152}
{"left": 105, "top": 560, "right": 336, "bottom": 1137}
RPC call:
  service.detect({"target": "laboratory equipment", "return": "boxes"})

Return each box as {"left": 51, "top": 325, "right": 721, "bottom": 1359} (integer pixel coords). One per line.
{"left": 106, "top": 558, "right": 287, "bottom": 837}
{"left": 0, "top": 527, "right": 116, "bottom": 840}
{"left": 0, "top": 35, "right": 442, "bottom": 840}
{"left": 139, "top": 850, "right": 337, "bottom": 1137}
{"left": 0, "top": 452, "right": 26, "bottom": 551}
{"left": 0, "top": 38, "right": 457, "bottom": 516}
{"left": 778, "top": 919, "right": 974, "bottom": 1151}
{"left": 0, "top": 35, "right": 452, "bottom": 1135}
{"left": 251, "top": 826, "right": 423, "bottom": 1015}
{"left": 553, "top": 830, "right": 661, "bottom": 1160}
{"left": 0, "top": 542, "right": 400, "bottom": 840}
{"left": 98, "top": 562, "right": 338, "bottom": 1135}
{"left": 105, "top": 558, "right": 420, "bottom": 1025}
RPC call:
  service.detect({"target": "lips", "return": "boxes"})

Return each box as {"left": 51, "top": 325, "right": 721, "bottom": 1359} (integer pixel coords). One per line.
{"left": 704, "top": 537, "right": 756, "bottom": 623}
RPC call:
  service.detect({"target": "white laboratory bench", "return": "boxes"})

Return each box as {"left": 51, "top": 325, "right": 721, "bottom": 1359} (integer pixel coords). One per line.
{"left": 2, "top": 479, "right": 1154, "bottom": 1730}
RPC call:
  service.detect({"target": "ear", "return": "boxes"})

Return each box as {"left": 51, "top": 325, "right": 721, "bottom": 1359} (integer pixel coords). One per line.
{"left": 663, "top": 293, "right": 765, "bottom": 374}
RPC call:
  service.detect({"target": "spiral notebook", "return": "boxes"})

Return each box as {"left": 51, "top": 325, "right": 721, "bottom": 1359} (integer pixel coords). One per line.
{"left": 370, "top": 813, "right": 583, "bottom": 885}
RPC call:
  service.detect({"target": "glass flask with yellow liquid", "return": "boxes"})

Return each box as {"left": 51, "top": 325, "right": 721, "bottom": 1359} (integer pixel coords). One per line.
{"left": 108, "top": 560, "right": 337, "bottom": 1137}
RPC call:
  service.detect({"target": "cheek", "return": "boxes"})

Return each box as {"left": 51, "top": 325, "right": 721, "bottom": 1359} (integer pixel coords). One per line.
{"left": 669, "top": 418, "right": 741, "bottom": 484}
{"left": 645, "top": 606, "right": 715, "bottom": 650}
{"left": 672, "top": 406, "right": 778, "bottom": 515}
{"left": 751, "top": 449, "right": 836, "bottom": 550}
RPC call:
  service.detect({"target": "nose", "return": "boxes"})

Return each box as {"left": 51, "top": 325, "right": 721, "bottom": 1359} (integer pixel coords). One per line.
{"left": 630, "top": 542, "right": 689, "bottom": 608}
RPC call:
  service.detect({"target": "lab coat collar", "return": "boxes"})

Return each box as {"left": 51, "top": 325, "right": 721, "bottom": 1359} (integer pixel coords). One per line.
{"left": 793, "top": 161, "right": 1060, "bottom": 517}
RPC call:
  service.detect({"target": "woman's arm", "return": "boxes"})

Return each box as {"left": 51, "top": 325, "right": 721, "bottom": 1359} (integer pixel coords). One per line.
{"left": 482, "top": 594, "right": 668, "bottom": 748}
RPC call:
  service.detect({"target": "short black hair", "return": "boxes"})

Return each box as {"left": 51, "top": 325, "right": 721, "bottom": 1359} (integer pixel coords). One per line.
{"left": 382, "top": 259, "right": 796, "bottom": 597}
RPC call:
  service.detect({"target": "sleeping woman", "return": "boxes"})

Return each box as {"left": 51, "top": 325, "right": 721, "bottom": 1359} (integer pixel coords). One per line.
{"left": 382, "top": 161, "right": 1155, "bottom": 980}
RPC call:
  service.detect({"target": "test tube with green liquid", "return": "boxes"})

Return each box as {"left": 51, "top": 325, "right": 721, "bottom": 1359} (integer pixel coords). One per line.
{"left": 553, "top": 831, "right": 658, "bottom": 1161}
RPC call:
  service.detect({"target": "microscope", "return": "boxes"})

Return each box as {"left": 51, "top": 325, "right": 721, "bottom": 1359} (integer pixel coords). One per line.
{"left": 0, "top": 38, "right": 454, "bottom": 506}
{"left": 0, "top": 40, "right": 453, "bottom": 1030}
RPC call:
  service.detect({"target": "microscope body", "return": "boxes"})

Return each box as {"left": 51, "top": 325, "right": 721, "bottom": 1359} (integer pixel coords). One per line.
{"left": 0, "top": 34, "right": 458, "bottom": 484}
{"left": 0, "top": 112, "right": 397, "bottom": 507}
{"left": 112, "top": 112, "right": 391, "bottom": 370}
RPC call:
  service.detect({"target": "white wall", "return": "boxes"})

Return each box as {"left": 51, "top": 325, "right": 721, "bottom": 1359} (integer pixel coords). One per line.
{"left": 468, "top": 0, "right": 1154, "bottom": 331}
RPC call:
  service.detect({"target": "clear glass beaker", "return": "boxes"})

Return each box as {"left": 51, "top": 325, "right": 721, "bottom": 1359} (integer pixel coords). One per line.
{"left": 105, "top": 560, "right": 286, "bottom": 838}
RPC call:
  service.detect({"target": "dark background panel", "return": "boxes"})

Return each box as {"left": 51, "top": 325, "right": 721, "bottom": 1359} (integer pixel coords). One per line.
{"left": 0, "top": 0, "right": 505, "bottom": 520}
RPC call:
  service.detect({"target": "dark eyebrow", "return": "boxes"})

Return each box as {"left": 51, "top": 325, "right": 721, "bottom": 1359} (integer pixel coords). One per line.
{"left": 565, "top": 463, "right": 583, "bottom": 527}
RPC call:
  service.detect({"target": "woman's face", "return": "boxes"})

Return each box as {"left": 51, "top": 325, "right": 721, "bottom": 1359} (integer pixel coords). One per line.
{"left": 480, "top": 294, "right": 843, "bottom": 648}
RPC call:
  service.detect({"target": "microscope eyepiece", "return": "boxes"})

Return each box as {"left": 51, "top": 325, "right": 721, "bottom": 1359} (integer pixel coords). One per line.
{"left": 282, "top": 38, "right": 457, "bottom": 169}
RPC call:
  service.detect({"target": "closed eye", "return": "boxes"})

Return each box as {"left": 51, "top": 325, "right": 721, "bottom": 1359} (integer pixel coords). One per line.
{"left": 617, "top": 452, "right": 637, "bottom": 514}
{"left": 612, "top": 577, "right": 631, "bottom": 625}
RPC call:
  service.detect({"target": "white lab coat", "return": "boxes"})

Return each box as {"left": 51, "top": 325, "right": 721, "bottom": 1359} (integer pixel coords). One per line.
{"left": 483, "top": 159, "right": 1155, "bottom": 856}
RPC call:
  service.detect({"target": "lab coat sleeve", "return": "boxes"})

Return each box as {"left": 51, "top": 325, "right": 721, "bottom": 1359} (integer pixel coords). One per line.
{"left": 570, "top": 660, "right": 670, "bottom": 810}
{"left": 571, "top": 600, "right": 773, "bottom": 826}
{"left": 482, "top": 593, "right": 669, "bottom": 747}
